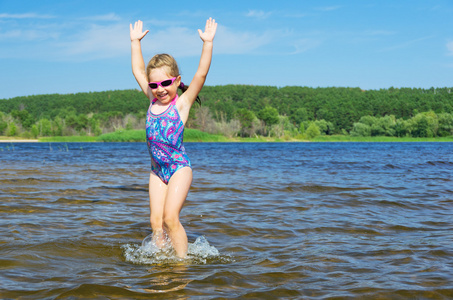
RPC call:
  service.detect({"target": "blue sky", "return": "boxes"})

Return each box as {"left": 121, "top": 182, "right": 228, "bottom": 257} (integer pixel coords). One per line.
{"left": 1, "top": 0, "right": 452, "bottom": 99}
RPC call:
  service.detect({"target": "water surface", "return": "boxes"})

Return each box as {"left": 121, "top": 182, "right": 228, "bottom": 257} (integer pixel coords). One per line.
{"left": 1, "top": 142, "right": 452, "bottom": 299}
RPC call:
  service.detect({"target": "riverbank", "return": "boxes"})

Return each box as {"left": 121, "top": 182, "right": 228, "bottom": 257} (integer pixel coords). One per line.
{"left": 0, "top": 138, "right": 39, "bottom": 143}
{"left": 2, "top": 129, "right": 453, "bottom": 143}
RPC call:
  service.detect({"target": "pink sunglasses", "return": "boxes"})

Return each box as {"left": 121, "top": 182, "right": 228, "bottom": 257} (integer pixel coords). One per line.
{"left": 148, "top": 77, "right": 177, "bottom": 89}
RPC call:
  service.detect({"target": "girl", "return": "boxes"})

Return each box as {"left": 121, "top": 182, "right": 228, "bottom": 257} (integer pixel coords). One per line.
{"left": 129, "top": 18, "right": 217, "bottom": 258}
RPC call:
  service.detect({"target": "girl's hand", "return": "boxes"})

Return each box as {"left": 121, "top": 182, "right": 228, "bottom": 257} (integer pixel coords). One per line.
{"left": 198, "top": 17, "right": 217, "bottom": 43}
{"left": 130, "top": 20, "right": 149, "bottom": 42}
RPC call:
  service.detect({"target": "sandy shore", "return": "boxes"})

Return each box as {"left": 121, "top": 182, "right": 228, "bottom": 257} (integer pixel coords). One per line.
{"left": 0, "top": 139, "right": 39, "bottom": 143}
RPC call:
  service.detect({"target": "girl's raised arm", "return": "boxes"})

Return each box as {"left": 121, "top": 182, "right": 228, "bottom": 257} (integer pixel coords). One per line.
{"left": 130, "top": 20, "right": 150, "bottom": 98}
{"left": 180, "top": 18, "right": 218, "bottom": 107}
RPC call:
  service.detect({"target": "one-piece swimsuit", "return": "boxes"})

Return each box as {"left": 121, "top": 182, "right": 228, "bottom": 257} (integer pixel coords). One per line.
{"left": 146, "top": 95, "right": 191, "bottom": 184}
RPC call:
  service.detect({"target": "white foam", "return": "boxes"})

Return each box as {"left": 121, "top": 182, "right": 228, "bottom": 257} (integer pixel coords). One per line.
{"left": 122, "top": 234, "right": 231, "bottom": 265}
{"left": 186, "top": 235, "right": 222, "bottom": 264}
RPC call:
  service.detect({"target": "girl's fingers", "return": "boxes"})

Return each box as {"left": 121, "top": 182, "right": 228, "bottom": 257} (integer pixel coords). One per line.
{"left": 130, "top": 20, "right": 148, "bottom": 41}
{"left": 205, "top": 18, "right": 217, "bottom": 32}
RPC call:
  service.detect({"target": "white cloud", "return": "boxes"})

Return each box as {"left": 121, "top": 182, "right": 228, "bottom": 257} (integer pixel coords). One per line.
{"left": 364, "top": 30, "right": 397, "bottom": 36}
{"left": 55, "top": 23, "right": 206, "bottom": 61}
{"left": 0, "top": 20, "right": 271, "bottom": 62}
{"left": 138, "top": 18, "right": 189, "bottom": 29}
{"left": 56, "top": 23, "right": 129, "bottom": 60}
{"left": 175, "top": 10, "right": 212, "bottom": 19}
{"left": 246, "top": 10, "right": 272, "bottom": 19}
{"left": 0, "top": 13, "right": 54, "bottom": 19}
{"left": 284, "top": 12, "right": 309, "bottom": 18}
{"left": 80, "top": 13, "right": 121, "bottom": 22}
{"left": 379, "top": 36, "right": 434, "bottom": 52}
{"left": 0, "top": 17, "right": 297, "bottom": 62}
{"left": 143, "top": 24, "right": 277, "bottom": 57}
{"left": 447, "top": 41, "right": 453, "bottom": 56}
{"left": 290, "top": 38, "right": 322, "bottom": 54}
{"left": 142, "top": 27, "right": 200, "bottom": 58}
{"left": 315, "top": 6, "right": 342, "bottom": 12}
{"left": 0, "top": 28, "right": 59, "bottom": 41}
{"left": 0, "top": 29, "right": 22, "bottom": 39}
{"left": 142, "top": 24, "right": 278, "bottom": 57}
{"left": 214, "top": 25, "right": 276, "bottom": 55}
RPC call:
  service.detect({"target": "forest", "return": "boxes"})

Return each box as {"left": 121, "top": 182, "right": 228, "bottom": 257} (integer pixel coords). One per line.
{"left": 0, "top": 85, "right": 452, "bottom": 140}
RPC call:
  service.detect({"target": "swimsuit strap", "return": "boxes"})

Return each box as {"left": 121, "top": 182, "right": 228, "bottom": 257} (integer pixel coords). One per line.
{"left": 151, "top": 94, "right": 179, "bottom": 105}
{"left": 171, "top": 94, "right": 179, "bottom": 104}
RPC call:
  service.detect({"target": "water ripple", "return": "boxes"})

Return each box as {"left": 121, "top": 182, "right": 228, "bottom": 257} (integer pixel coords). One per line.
{"left": 1, "top": 142, "right": 452, "bottom": 298}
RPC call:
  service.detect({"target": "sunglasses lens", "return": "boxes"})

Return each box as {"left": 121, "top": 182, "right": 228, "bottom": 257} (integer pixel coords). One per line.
{"left": 161, "top": 79, "right": 173, "bottom": 87}
{"left": 149, "top": 77, "right": 175, "bottom": 89}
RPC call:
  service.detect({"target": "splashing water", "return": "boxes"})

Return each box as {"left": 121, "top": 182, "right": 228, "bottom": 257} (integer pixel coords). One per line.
{"left": 122, "top": 234, "right": 231, "bottom": 265}
{"left": 141, "top": 231, "right": 172, "bottom": 253}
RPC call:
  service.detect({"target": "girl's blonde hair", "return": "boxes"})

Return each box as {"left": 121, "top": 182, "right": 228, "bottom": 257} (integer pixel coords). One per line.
{"left": 146, "top": 53, "right": 201, "bottom": 104}
{"left": 146, "top": 54, "right": 179, "bottom": 79}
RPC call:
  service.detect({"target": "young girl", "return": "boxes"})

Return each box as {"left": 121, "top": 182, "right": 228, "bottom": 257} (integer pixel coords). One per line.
{"left": 129, "top": 18, "right": 217, "bottom": 258}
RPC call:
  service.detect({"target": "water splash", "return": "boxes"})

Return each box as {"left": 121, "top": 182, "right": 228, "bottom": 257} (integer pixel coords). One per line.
{"left": 122, "top": 234, "right": 232, "bottom": 265}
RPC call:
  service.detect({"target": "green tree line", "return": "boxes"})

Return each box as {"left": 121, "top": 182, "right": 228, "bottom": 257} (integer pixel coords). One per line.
{"left": 0, "top": 86, "right": 452, "bottom": 139}
{"left": 351, "top": 111, "right": 453, "bottom": 138}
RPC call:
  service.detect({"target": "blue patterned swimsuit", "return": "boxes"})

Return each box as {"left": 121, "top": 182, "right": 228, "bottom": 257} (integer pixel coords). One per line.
{"left": 146, "top": 95, "right": 191, "bottom": 184}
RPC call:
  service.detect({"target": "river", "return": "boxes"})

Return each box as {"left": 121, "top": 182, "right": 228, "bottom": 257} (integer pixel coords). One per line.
{"left": 1, "top": 142, "right": 452, "bottom": 299}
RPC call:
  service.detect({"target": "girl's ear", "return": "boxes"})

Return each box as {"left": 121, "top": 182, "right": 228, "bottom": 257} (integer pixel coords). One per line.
{"left": 176, "top": 75, "right": 186, "bottom": 92}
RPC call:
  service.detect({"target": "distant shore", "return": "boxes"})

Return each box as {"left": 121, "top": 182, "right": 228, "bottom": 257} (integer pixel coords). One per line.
{"left": 0, "top": 139, "right": 39, "bottom": 143}
{"left": 1, "top": 131, "right": 453, "bottom": 143}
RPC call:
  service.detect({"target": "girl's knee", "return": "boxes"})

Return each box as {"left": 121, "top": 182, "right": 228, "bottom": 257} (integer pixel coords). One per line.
{"left": 163, "top": 214, "right": 180, "bottom": 230}
{"left": 150, "top": 216, "right": 163, "bottom": 230}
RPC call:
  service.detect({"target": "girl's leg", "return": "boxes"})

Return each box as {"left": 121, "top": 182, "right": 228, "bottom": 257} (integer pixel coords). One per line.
{"left": 149, "top": 172, "right": 168, "bottom": 247}
{"left": 164, "top": 167, "right": 192, "bottom": 258}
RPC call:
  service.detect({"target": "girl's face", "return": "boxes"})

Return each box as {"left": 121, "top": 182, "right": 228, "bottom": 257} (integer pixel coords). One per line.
{"left": 148, "top": 67, "right": 181, "bottom": 104}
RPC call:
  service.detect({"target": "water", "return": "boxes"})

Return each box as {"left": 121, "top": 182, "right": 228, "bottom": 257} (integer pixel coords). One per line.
{"left": 1, "top": 142, "right": 452, "bottom": 299}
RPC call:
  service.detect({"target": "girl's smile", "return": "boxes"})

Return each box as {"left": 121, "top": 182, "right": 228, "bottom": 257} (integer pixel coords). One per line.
{"left": 148, "top": 67, "right": 180, "bottom": 104}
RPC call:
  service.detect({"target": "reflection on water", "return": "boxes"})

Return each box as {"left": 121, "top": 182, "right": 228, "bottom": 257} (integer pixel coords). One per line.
{"left": 1, "top": 142, "right": 452, "bottom": 299}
